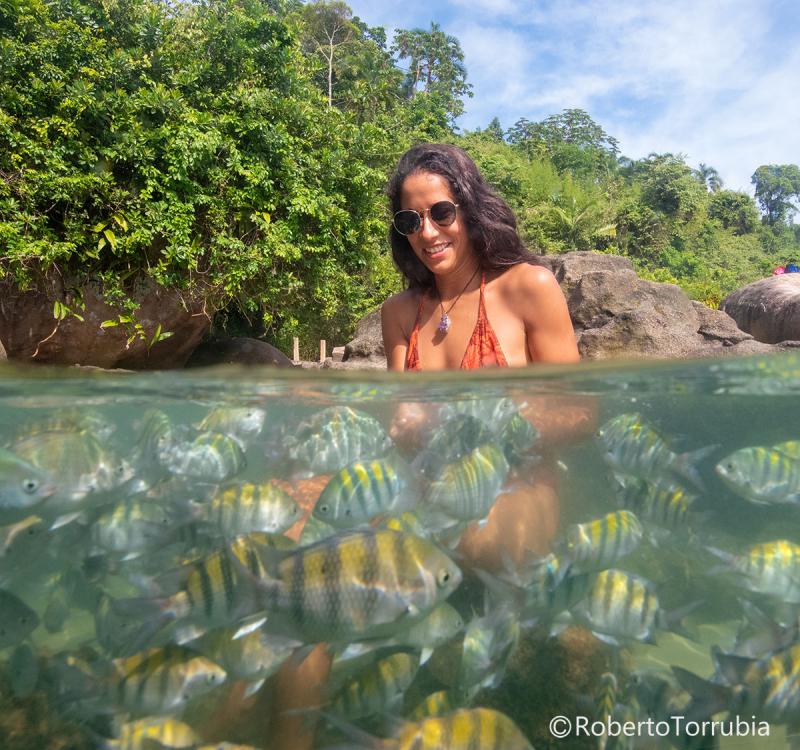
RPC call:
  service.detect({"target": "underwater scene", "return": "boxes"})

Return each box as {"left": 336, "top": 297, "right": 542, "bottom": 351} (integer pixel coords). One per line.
{"left": 2, "top": 354, "right": 800, "bottom": 750}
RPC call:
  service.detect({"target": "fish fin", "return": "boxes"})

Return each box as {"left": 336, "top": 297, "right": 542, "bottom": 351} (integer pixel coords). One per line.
{"left": 592, "top": 632, "right": 622, "bottom": 648}
{"left": 233, "top": 614, "right": 268, "bottom": 640}
{"left": 108, "top": 596, "right": 176, "bottom": 651}
{"left": 49, "top": 512, "right": 84, "bottom": 531}
{"left": 302, "top": 709, "right": 383, "bottom": 749}
{"left": 664, "top": 599, "right": 703, "bottom": 640}
{"left": 671, "top": 666, "right": 730, "bottom": 722}
{"left": 243, "top": 677, "right": 267, "bottom": 698}
{"left": 712, "top": 648, "right": 756, "bottom": 686}
{"left": 419, "top": 647, "right": 433, "bottom": 665}
{"left": 674, "top": 444, "right": 719, "bottom": 490}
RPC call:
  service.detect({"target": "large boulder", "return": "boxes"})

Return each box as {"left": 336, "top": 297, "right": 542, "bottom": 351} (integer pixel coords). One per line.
{"left": 721, "top": 274, "right": 800, "bottom": 344}
{"left": 0, "top": 276, "right": 211, "bottom": 369}
{"left": 186, "top": 337, "right": 294, "bottom": 368}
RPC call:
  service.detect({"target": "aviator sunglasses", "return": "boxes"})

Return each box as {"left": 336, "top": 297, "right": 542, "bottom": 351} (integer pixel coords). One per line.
{"left": 392, "top": 200, "right": 459, "bottom": 236}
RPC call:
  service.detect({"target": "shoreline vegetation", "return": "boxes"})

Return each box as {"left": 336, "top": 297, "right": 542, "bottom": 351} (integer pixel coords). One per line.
{"left": 2, "top": 0, "right": 799, "bottom": 362}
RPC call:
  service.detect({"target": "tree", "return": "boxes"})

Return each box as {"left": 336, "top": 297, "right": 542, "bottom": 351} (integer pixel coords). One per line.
{"left": 637, "top": 154, "right": 706, "bottom": 220}
{"left": 392, "top": 22, "right": 473, "bottom": 125}
{"left": 708, "top": 190, "right": 760, "bottom": 235}
{"left": 695, "top": 163, "right": 723, "bottom": 192}
{"left": 508, "top": 109, "right": 619, "bottom": 179}
{"left": 751, "top": 164, "right": 800, "bottom": 225}
{"left": 298, "top": 0, "right": 356, "bottom": 107}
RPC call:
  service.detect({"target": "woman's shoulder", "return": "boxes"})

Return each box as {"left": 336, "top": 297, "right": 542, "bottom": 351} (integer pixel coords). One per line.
{"left": 493, "top": 262, "right": 560, "bottom": 298}
{"left": 381, "top": 288, "right": 420, "bottom": 317}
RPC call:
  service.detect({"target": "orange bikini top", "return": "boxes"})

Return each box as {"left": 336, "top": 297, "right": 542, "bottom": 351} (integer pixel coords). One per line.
{"left": 405, "top": 273, "right": 509, "bottom": 371}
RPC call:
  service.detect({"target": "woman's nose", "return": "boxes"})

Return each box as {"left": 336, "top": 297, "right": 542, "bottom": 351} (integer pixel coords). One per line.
{"left": 419, "top": 213, "right": 439, "bottom": 238}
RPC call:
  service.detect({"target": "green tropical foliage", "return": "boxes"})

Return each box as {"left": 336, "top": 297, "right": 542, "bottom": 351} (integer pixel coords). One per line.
{"left": 1, "top": 0, "right": 797, "bottom": 353}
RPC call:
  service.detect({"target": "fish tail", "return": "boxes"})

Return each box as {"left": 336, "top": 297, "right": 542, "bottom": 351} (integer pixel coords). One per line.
{"left": 675, "top": 445, "right": 719, "bottom": 490}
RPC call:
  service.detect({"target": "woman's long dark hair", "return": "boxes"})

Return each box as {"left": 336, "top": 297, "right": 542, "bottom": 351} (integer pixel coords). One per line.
{"left": 387, "top": 143, "right": 536, "bottom": 290}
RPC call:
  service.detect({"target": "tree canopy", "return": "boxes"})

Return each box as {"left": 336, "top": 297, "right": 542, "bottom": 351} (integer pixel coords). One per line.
{"left": 1, "top": 0, "right": 796, "bottom": 350}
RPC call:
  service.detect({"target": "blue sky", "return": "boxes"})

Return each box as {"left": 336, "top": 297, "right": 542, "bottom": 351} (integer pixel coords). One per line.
{"left": 345, "top": 0, "right": 800, "bottom": 193}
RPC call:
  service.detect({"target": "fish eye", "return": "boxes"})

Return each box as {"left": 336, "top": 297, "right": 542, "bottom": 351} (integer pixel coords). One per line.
{"left": 22, "top": 478, "right": 39, "bottom": 494}
{"left": 318, "top": 504, "right": 329, "bottom": 514}
{"left": 437, "top": 569, "right": 452, "bottom": 587}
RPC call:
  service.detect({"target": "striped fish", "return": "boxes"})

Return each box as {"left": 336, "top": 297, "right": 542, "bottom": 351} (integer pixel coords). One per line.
{"left": 774, "top": 439, "right": 800, "bottom": 461}
{"left": 614, "top": 475, "right": 697, "bottom": 532}
{"left": 377, "top": 707, "right": 534, "bottom": 750}
{"left": 574, "top": 569, "right": 665, "bottom": 645}
{"left": 313, "top": 458, "right": 410, "bottom": 528}
{"left": 708, "top": 539, "right": 800, "bottom": 602}
{"left": 0, "top": 448, "right": 57, "bottom": 521}
{"left": 460, "top": 605, "right": 520, "bottom": 690}
{"left": 246, "top": 528, "right": 462, "bottom": 643}
{"left": 439, "top": 398, "right": 520, "bottom": 433}
{"left": 331, "top": 650, "right": 420, "bottom": 719}
{"left": 287, "top": 406, "right": 393, "bottom": 475}
{"left": 715, "top": 446, "right": 800, "bottom": 505}
{"left": 425, "top": 443, "right": 510, "bottom": 524}
{"left": 111, "top": 645, "right": 226, "bottom": 716}
{"left": 160, "top": 429, "right": 246, "bottom": 483}
{"left": 11, "top": 430, "right": 134, "bottom": 516}
{"left": 112, "top": 533, "right": 283, "bottom": 647}
{"left": 91, "top": 497, "right": 176, "bottom": 558}
{"left": 675, "top": 643, "right": 800, "bottom": 724}
{"left": 103, "top": 717, "right": 199, "bottom": 750}
{"left": 414, "top": 414, "right": 495, "bottom": 480}
{"left": 597, "top": 413, "right": 711, "bottom": 488}
{"left": 194, "top": 626, "right": 300, "bottom": 695}
{"left": 208, "top": 481, "right": 300, "bottom": 536}
{"left": 561, "top": 510, "right": 643, "bottom": 571}
{"left": 408, "top": 687, "right": 477, "bottom": 720}
{"left": 500, "top": 412, "right": 539, "bottom": 466}
{"left": 196, "top": 406, "right": 266, "bottom": 449}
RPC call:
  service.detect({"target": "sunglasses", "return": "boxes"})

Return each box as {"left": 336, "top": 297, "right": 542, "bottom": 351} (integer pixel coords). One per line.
{"left": 392, "top": 200, "right": 459, "bottom": 236}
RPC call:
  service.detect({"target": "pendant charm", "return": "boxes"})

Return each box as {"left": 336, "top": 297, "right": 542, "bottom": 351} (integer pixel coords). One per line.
{"left": 438, "top": 314, "right": 451, "bottom": 333}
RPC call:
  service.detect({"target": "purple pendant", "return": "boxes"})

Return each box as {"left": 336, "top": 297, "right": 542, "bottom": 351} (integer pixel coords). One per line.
{"left": 438, "top": 313, "right": 451, "bottom": 333}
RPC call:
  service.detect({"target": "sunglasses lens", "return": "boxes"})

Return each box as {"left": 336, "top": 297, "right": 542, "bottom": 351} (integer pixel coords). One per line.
{"left": 430, "top": 201, "right": 457, "bottom": 225}
{"left": 393, "top": 210, "right": 421, "bottom": 236}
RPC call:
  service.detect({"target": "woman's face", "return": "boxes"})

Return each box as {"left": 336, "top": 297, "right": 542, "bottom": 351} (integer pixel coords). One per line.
{"left": 399, "top": 171, "right": 476, "bottom": 277}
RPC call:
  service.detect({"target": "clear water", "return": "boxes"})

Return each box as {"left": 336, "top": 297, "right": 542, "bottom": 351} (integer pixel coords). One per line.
{"left": 2, "top": 353, "right": 800, "bottom": 749}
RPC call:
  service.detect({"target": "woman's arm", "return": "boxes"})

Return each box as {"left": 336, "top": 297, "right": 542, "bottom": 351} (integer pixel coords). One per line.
{"left": 381, "top": 293, "right": 412, "bottom": 371}
{"left": 515, "top": 264, "right": 580, "bottom": 365}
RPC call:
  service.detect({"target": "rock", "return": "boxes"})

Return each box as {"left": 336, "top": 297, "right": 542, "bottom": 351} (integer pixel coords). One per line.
{"left": 566, "top": 268, "right": 706, "bottom": 359}
{"left": 342, "top": 307, "right": 385, "bottom": 367}
{"left": 0, "top": 336, "right": 6, "bottom": 361}
{"left": 538, "top": 251, "right": 635, "bottom": 296}
{"left": 0, "top": 276, "right": 210, "bottom": 369}
{"left": 186, "top": 337, "right": 293, "bottom": 368}
{"left": 721, "top": 274, "right": 800, "bottom": 344}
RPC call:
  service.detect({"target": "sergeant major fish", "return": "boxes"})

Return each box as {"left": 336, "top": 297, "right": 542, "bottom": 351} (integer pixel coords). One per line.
{"left": 424, "top": 443, "right": 510, "bottom": 527}
{"left": 597, "top": 413, "right": 713, "bottom": 489}
{"left": 0, "top": 448, "right": 57, "bottom": 522}
{"left": 240, "top": 528, "right": 462, "bottom": 643}
{"left": 715, "top": 445, "right": 800, "bottom": 505}
{"left": 559, "top": 510, "right": 643, "bottom": 572}
{"left": 313, "top": 457, "right": 412, "bottom": 528}
{"left": 284, "top": 406, "right": 393, "bottom": 475}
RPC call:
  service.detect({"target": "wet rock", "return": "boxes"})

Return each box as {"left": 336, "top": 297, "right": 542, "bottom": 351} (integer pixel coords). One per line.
{"left": 343, "top": 308, "right": 384, "bottom": 363}
{"left": 186, "top": 337, "right": 294, "bottom": 368}
{"left": 721, "top": 274, "right": 800, "bottom": 344}
{"left": 0, "top": 277, "right": 210, "bottom": 369}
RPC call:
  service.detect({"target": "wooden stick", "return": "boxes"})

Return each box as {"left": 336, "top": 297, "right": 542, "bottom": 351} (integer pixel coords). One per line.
{"left": 293, "top": 337, "right": 299, "bottom": 364}
{"left": 319, "top": 339, "right": 326, "bottom": 363}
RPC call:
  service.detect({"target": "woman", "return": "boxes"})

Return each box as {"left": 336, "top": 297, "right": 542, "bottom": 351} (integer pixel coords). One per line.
{"left": 381, "top": 142, "right": 586, "bottom": 571}
{"left": 381, "top": 143, "right": 579, "bottom": 371}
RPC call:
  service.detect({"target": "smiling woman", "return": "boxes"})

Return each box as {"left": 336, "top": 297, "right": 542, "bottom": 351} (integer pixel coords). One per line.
{"left": 381, "top": 143, "right": 579, "bottom": 370}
